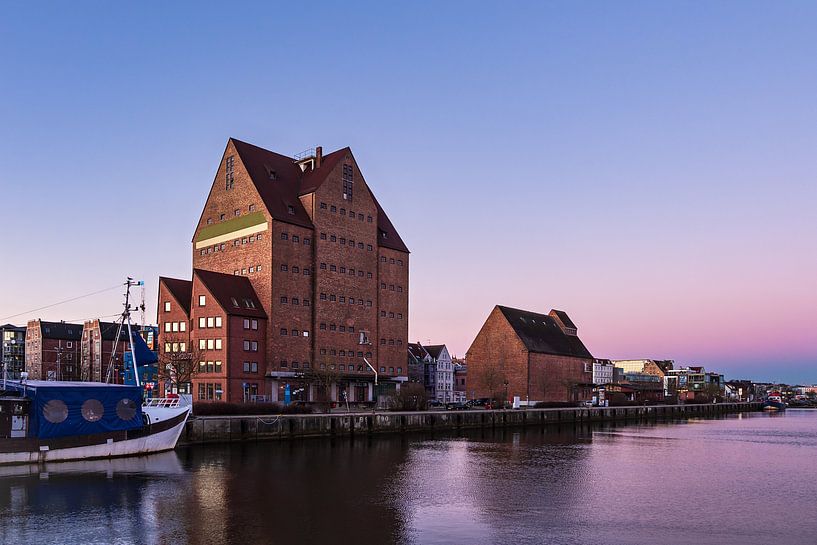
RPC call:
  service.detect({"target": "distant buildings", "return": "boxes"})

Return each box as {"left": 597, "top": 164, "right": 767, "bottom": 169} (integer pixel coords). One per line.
{"left": 453, "top": 360, "right": 467, "bottom": 403}
{"left": 25, "top": 320, "right": 82, "bottom": 381}
{"left": 466, "top": 306, "right": 593, "bottom": 404}
{"left": 425, "top": 345, "right": 453, "bottom": 403}
{"left": 80, "top": 319, "right": 139, "bottom": 383}
{"left": 406, "top": 343, "right": 455, "bottom": 403}
{"left": 665, "top": 366, "right": 724, "bottom": 401}
{"left": 1, "top": 324, "right": 25, "bottom": 379}
{"left": 593, "top": 358, "right": 614, "bottom": 385}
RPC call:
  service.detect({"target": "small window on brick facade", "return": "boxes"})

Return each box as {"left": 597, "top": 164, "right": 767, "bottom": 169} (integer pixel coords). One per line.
{"left": 320, "top": 233, "right": 327, "bottom": 240}
{"left": 281, "top": 265, "right": 288, "bottom": 271}
{"left": 234, "top": 209, "right": 240, "bottom": 217}
{"left": 330, "top": 205, "right": 337, "bottom": 213}
{"left": 225, "top": 156, "right": 235, "bottom": 190}
{"left": 320, "top": 202, "right": 327, "bottom": 209}
{"left": 288, "top": 205, "right": 295, "bottom": 215}
{"left": 281, "top": 232, "right": 288, "bottom": 240}
{"left": 304, "top": 237, "right": 310, "bottom": 245}
{"left": 293, "top": 235, "right": 299, "bottom": 243}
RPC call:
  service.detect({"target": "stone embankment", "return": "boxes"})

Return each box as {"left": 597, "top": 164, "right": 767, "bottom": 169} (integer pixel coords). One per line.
{"left": 179, "top": 402, "right": 762, "bottom": 446}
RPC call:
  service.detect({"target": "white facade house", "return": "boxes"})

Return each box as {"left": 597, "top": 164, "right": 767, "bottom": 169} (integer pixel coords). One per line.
{"left": 593, "top": 360, "right": 614, "bottom": 385}
{"left": 425, "top": 345, "right": 453, "bottom": 403}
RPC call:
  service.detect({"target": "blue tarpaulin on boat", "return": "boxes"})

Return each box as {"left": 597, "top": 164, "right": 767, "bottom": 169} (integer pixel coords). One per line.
{"left": 6, "top": 381, "right": 143, "bottom": 439}
{"left": 130, "top": 329, "right": 158, "bottom": 366}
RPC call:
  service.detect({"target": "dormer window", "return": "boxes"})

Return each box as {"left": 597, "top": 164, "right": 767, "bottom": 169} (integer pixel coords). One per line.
{"left": 231, "top": 297, "right": 239, "bottom": 307}
{"left": 287, "top": 205, "right": 295, "bottom": 215}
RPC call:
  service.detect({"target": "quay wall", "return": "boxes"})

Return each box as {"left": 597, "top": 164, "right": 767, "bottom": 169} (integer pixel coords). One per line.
{"left": 178, "top": 402, "right": 763, "bottom": 446}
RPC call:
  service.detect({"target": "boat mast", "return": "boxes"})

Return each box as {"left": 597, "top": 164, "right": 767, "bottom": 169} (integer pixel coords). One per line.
{"left": 106, "top": 278, "right": 141, "bottom": 387}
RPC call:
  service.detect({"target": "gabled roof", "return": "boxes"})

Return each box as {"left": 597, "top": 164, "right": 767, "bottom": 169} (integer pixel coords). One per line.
{"left": 407, "top": 343, "right": 429, "bottom": 361}
{"left": 35, "top": 321, "right": 83, "bottom": 341}
{"left": 95, "top": 321, "right": 139, "bottom": 342}
{"left": 193, "top": 269, "right": 267, "bottom": 318}
{"left": 497, "top": 306, "right": 593, "bottom": 359}
{"left": 424, "top": 344, "right": 447, "bottom": 359}
{"left": 550, "top": 309, "right": 576, "bottom": 330}
{"left": 230, "top": 138, "right": 314, "bottom": 229}
{"left": 229, "top": 138, "right": 409, "bottom": 253}
{"left": 299, "top": 147, "right": 349, "bottom": 195}
{"left": 160, "top": 276, "right": 193, "bottom": 315}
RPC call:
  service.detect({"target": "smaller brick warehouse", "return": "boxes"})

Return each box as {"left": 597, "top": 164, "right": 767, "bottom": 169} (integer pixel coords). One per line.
{"left": 466, "top": 306, "right": 594, "bottom": 404}
{"left": 25, "top": 320, "right": 82, "bottom": 381}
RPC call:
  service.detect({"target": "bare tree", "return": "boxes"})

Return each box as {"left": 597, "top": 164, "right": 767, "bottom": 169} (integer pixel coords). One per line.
{"left": 479, "top": 365, "right": 507, "bottom": 405}
{"left": 305, "top": 357, "right": 341, "bottom": 413}
{"left": 393, "top": 383, "right": 427, "bottom": 411}
{"left": 157, "top": 335, "right": 207, "bottom": 395}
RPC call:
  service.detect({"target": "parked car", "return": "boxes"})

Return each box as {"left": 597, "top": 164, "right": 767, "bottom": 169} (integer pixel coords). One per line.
{"left": 428, "top": 400, "right": 443, "bottom": 408}
{"left": 467, "top": 398, "right": 491, "bottom": 408}
{"left": 445, "top": 402, "right": 468, "bottom": 411}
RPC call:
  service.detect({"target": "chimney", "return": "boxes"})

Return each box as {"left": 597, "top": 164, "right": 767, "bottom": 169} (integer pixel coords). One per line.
{"left": 315, "top": 146, "right": 322, "bottom": 168}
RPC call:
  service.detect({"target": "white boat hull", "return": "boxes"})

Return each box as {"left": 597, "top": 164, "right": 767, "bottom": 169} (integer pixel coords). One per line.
{"left": 0, "top": 406, "right": 190, "bottom": 466}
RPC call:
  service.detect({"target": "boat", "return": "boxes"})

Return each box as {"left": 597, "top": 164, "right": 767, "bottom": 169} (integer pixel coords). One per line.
{"left": 0, "top": 278, "right": 190, "bottom": 466}
{"left": 0, "top": 380, "right": 190, "bottom": 466}
{"left": 761, "top": 391, "right": 786, "bottom": 411}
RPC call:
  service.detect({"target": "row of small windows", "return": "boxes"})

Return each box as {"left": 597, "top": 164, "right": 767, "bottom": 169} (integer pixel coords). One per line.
{"left": 198, "top": 338, "right": 223, "bottom": 350}
{"left": 206, "top": 204, "right": 257, "bottom": 225}
{"left": 319, "top": 232, "right": 373, "bottom": 251}
{"left": 319, "top": 202, "right": 372, "bottom": 223}
{"left": 380, "top": 338, "right": 404, "bottom": 346}
{"left": 164, "top": 321, "right": 187, "bottom": 333}
{"left": 243, "top": 340, "right": 259, "bottom": 352}
{"left": 42, "top": 398, "right": 137, "bottom": 424}
{"left": 380, "top": 311, "right": 404, "bottom": 320}
{"left": 380, "top": 283, "right": 404, "bottom": 293}
{"left": 280, "top": 232, "right": 311, "bottom": 245}
{"left": 379, "top": 256, "right": 404, "bottom": 266}
{"left": 280, "top": 329, "right": 310, "bottom": 337}
{"left": 279, "top": 296, "right": 311, "bottom": 306}
{"left": 279, "top": 360, "right": 306, "bottom": 369}
{"left": 199, "top": 233, "right": 264, "bottom": 256}
{"left": 234, "top": 264, "right": 264, "bottom": 275}
{"left": 198, "top": 316, "right": 223, "bottom": 329}
{"left": 318, "top": 323, "right": 359, "bottom": 333}
{"left": 319, "top": 348, "right": 371, "bottom": 358}
{"left": 199, "top": 361, "right": 223, "bottom": 374}
{"left": 243, "top": 361, "right": 259, "bottom": 373}
{"left": 279, "top": 264, "right": 312, "bottom": 276}
{"left": 319, "top": 263, "right": 373, "bottom": 278}
{"left": 164, "top": 342, "right": 187, "bottom": 353}
{"left": 319, "top": 293, "right": 373, "bottom": 307}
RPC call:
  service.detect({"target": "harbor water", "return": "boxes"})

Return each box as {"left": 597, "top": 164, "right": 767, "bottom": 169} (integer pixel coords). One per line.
{"left": 0, "top": 410, "right": 815, "bottom": 545}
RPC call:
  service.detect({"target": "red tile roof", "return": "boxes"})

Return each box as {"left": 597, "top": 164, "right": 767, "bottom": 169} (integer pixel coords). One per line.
{"left": 229, "top": 138, "right": 409, "bottom": 254}
{"left": 193, "top": 269, "right": 267, "bottom": 318}
{"left": 159, "top": 276, "right": 193, "bottom": 315}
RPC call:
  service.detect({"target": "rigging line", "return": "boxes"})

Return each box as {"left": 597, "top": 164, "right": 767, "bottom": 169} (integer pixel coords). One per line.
{"left": 0, "top": 284, "right": 123, "bottom": 321}
{"left": 60, "top": 312, "right": 121, "bottom": 323}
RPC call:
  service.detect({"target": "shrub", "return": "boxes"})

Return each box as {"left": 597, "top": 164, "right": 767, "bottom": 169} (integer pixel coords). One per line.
{"left": 533, "top": 401, "right": 578, "bottom": 409}
{"left": 193, "top": 402, "right": 313, "bottom": 416}
{"left": 390, "top": 383, "right": 428, "bottom": 411}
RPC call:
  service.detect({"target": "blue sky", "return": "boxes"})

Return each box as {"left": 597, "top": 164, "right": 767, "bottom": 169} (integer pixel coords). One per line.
{"left": 1, "top": 1, "right": 815, "bottom": 382}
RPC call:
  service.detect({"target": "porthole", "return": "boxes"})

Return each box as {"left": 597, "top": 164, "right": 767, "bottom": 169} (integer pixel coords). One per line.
{"left": 116, "top": 398, "right": 137, "bottom": 421}
{"left": 43, "top": 399, "right": 68, "bottom": 424}
{"left": 81, "top": 399, "right": 105, "bottom": 422}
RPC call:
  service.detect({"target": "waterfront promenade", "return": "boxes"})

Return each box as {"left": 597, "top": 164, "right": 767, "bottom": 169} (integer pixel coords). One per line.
{"left": 180, "top": 402, "right": 761, "bottom": 445}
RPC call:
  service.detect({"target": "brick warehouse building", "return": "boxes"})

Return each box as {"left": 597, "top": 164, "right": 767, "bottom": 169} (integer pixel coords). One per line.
{"left": 158, "top": 139, "right": 409, "bottom": 404}
{"left": 25, "top": 320, "right": 82, "bottom": 381}
{"left": 466, "top": 306, "right": 594, "bottom": 405}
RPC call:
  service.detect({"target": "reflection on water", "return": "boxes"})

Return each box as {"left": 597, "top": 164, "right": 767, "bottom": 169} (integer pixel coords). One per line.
{"left": 1, "top": 411, "right": 816, "bottom": 545}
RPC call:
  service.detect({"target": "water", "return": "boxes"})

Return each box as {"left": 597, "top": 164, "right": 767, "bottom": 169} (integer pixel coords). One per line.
{"left": 1, "top": 410, "right": 815, "bottom": 545}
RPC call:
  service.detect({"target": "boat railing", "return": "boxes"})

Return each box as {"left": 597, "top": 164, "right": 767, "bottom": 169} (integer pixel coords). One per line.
{"left": 143, "top": 397, "right": 181, "bottom": 408}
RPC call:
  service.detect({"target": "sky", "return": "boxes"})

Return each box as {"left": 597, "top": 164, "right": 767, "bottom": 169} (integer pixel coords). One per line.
{"left": 0, "top": 1, "right": 815, "bottom": 383}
